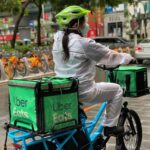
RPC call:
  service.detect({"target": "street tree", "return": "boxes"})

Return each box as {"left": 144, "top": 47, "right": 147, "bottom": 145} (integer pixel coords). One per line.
{"left": 0, "top": 0, "right": 34, "bottom": 48}
{"left": 0, "top": 0, "right": 20, "bottom": 13}
{"left": 49, "top": 0, "right": 135, "bottom": 12}
{"left": 11, "top": 0, "right": 34, "bottom": 48}
{"left": 0, "top": 0, "right": 22, "bottom": 48}
{"left": 32, "top": 0, "right": 135, "bottom": 46}
{"left": 1, "top": 0, "right": 136, "bottom": 48}
{"left": 33, "top": 0, "right": 49, "bottom": 46}
{"left": 50, "top": 0, "right": 86, "bottom": 11}
{"left": 33, "top": 0, "right": 88, "bottom": 46}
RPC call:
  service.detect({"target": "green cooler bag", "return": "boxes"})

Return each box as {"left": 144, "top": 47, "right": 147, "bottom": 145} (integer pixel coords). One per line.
{"left": 8, "top": 77, "right": 79, "bottom": 134}
{"left": 106, "top": 65, "right": 149, "bottom": 97}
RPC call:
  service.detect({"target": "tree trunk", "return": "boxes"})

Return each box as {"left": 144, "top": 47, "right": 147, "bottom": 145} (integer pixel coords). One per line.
{"left": 37, "top": 0, "right": 42, "bottom": 46}
{"left": 11, "top": 1, "right": 30, "bottom": 48}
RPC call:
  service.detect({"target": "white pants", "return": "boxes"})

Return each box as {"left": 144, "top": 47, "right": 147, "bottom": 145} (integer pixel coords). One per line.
{"left": 81, "top": 82, "right": 123, "bottom": 127}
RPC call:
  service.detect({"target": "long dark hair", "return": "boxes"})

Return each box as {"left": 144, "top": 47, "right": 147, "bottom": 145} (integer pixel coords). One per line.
{"left": 62, "top": 16, "right": 85, "bottom": 61}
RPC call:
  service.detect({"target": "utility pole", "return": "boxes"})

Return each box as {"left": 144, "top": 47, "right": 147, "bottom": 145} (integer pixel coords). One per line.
{"left": 148, "top": 0, "right": 150, "bottom": 14}
{"left": 133, "top": 0, "right": 138, "bottom": 46}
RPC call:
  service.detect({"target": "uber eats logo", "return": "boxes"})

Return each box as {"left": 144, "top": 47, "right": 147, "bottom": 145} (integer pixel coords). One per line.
{"left": 52, "top": 102, "right": 73, "bottom": 123}
{"left": 15, "top": 97, "right": 27, "bottom": 107}
{"left": 13, "top": 97, "right": 29, "bottom": 119}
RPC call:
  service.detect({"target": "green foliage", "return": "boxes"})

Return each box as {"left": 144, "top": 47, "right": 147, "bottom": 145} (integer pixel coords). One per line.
{"left": 0, "top": 45, "right": 15, "bottom": 52}
{"left": 33, "top": 0, "right": 49, "bottom": 7}
{"left": 15, "top": 45, "right": 34, "bottom": 54}
{"left": 50, "top": 0, "right": 135, "bottom": 12}
{"left": 0, "top": 44, "right": 32, "bottom": 54}
{"left": 0, "top": 44, "right": 51, "bottom": 55}
{"left": 0, "top": 0, "right": 21, "bottom": 14}
{"left": 50, "top": 0, "right": 86, "bottom": 12}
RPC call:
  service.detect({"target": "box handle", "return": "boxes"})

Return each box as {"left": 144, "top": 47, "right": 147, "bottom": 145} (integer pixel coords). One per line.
{"left": 52, "top": 119, "right": 78, "bottom": 131}
{"left": 14, "top": 120, "right": 35, "bottom": 131}
{"left": 47, "top": 77, "right": 78, "bottom": 92}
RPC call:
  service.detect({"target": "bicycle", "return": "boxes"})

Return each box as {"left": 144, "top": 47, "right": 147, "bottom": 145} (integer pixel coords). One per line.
{"left": 5, "top": 64, "right": 142, "bottom": 150}
{"left": 96, "top": 64, "right": 142, "bottom": 150}
{"left": 24, "top": 51, "right": 48, "bottom": 74}
{"left": 8, "top": 52, "right": 27, "bottom": 77}
{"left": 0, "top": 52, "right": 15, "bottom": 80}
{"left": 41, "top": 49, "right": 54, "bottom": 71}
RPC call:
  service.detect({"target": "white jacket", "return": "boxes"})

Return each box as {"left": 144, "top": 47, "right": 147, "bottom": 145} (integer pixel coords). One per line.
{"left": 52, "top": 31, "right": 133, "bottom": 101}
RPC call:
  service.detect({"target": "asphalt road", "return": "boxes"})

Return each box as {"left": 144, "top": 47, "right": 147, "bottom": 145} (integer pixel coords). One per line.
{"left": 0, "top": 64, "right": 150, "bottom": 150}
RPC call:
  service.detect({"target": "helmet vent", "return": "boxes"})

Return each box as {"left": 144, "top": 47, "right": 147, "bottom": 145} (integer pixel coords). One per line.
{"left": 72, "top": 11, "right": 79, "bottom": 14}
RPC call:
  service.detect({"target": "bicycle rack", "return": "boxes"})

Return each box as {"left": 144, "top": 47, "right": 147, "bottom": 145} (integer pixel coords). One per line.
{"left": 8, "top": 130, "right": 35, "bottom": 149}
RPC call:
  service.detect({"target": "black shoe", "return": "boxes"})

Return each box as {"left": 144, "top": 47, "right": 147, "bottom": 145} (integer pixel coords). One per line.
{"left": 104, "top": 126, "right": 124, "bottom": 137}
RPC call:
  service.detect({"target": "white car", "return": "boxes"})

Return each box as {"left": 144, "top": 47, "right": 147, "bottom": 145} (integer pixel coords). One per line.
{"left": 135, "top": 38, "right": 150, "bottom": 63}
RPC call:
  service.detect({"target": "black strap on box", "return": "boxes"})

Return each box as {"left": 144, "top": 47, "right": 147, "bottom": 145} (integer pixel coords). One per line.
{"left": 47, "top": 77, "right": 79, "bottom": 92}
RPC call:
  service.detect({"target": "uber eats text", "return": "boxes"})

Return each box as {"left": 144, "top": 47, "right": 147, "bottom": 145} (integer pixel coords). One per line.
{"left": 52, "top": 102, "right": 72, "bottom": 123}
{"left": 13, "top": 97, "right": 29, "bottom": 119}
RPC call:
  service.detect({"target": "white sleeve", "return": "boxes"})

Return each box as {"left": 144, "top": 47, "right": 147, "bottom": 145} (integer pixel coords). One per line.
{"left": 82, "top": 39, "right": 133, "bottom": 66}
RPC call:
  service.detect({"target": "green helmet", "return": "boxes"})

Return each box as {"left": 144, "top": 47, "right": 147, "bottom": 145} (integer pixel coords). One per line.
{"left": 56, "top": 5, "right": 90, "bottom": 28}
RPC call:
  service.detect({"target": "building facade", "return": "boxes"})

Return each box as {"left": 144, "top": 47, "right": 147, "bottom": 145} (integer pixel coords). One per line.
{"left": 103, "top": 2, "right": 149, "bottom": 39}
{"left": 104, "top": 11, "right": 125, "bottom": 37}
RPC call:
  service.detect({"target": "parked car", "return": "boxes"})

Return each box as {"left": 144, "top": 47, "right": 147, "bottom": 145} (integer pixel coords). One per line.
{"left": 135, "top": 38, "right": 150, "bottom": 63}
{"left": 92, "top": 36, "right": 134, "bottom": 53}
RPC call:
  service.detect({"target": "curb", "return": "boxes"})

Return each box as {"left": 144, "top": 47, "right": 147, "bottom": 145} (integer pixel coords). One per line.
{"left": 0, "top": 71, "right": 55, "bottom": 85}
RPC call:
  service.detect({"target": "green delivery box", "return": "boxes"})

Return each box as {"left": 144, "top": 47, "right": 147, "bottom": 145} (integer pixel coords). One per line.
{"left": 8, "top": 77, "right": 79, "bottom": 134}
{"left": 106, "top": 65, "right": 149, "bottom": 97}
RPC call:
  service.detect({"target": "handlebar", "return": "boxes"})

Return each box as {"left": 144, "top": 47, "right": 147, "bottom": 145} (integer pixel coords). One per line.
{"left": 96, "top": 59, "right": 137, "bottom": 71}
{"left": 96, "top": 64, "right": 120, "bottom": 71}
{"left": 96, "top": 60, "right": 137, "bottom": 83}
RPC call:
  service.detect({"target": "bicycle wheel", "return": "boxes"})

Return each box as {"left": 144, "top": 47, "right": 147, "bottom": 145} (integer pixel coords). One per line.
{"left": 48, "top": 59, "right": 54, "bottom": 71}
{"left": 38, "top": 60, "right": 48, "bottom": 73}
{"left": 4, "top": 63, "right": 15, "bottom": 79}
{"left": 116, "top": 109, "right": 142, "bottom": 150}
{"left": 16, "top": 62, "right": 27, "bottom": 76}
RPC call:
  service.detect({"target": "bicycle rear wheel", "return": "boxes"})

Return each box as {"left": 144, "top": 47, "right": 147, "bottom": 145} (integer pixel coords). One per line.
{"left": 38, "top": 60, "right": 48, "bottom": 73}
{"left": 16, "top": 62, "right": 27, "bottom": 76}
{"left": 4, "top": 63, "right": 15, "bottom": 79}
{"left": 116, "top": 109, "right": 142, "bottom": 150}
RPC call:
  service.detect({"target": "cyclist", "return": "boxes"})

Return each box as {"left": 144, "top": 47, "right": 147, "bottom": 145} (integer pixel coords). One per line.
{"left": 52, "top": 5, "right": 135, "bottom": 136}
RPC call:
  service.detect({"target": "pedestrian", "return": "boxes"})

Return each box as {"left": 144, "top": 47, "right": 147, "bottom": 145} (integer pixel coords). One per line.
{"left": 52, "top": 5, "right": 135, "bottom": 136}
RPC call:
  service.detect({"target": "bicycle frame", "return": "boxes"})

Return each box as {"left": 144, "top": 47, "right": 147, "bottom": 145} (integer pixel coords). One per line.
{"left": 8, "top": 102, "right": 107, "bottom": 150}
{"left": 82, "top": 102, "right": 107, "bottom": 141}
{"left": 7, "top": 65, "right": 142, "bottom": 149}
{"left": 8, "top": 128, "right": 78, "bottom": 150}
{"left": 50, "top": 101, "right": 107, "bottom": 149}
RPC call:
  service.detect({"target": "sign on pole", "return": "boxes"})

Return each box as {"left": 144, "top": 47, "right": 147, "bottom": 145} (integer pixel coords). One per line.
{"left": 131, "top": 18, "right": 139, "bottom": 31}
